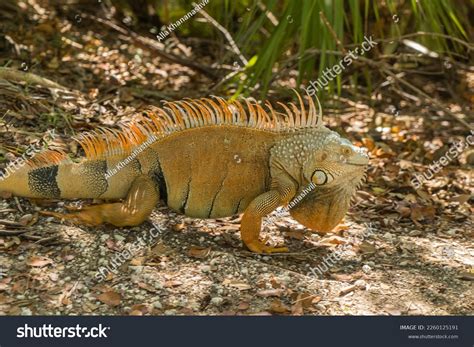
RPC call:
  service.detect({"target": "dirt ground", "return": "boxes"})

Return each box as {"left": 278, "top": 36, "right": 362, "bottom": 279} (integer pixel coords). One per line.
{"left": 0, "top": 1, "right": 472, "bottom": 315}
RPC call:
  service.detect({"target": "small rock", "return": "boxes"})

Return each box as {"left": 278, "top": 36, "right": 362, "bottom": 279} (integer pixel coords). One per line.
{"left": 362, "top": 264, "right": 371, "bottom": 274}
{"left": 210, "top": 297, "right": 224, "bottom": 306}
{"left": 354, "top": 279, "right": 366, "bottom": 289}
{"left": 21, "top": 307, "right": 32, "bottom": 316}
{"left": 408, "top": 230, "right": 422, "bottom": 236}
{"left": 18, "top": 214, "right": 33, "bottom": 226}
{"left": 153, "top": 301, "right": 162, "bottom": 309}
{"left": 201, "top": 265, "right": 211, "bottom": 273}
{"left": 114, "top": 234, "right": 125, "bottom": 242}
{"left": 383, "top": 232, "right": 393, "bottom": 240}
{"left": 100, "top": 234, "right": 110, "bottom": 242}
{"left": 314, "top": 303, "right": 326, "bottom": 310}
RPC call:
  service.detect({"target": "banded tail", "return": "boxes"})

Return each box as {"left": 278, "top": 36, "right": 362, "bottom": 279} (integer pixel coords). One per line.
{"left": 0, "top": 150, "right": 138, "bottom": 200}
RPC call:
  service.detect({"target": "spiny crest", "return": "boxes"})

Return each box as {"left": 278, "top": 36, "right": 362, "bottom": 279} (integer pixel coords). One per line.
{"left": 75, "top": 91, "right": 327, "bottom": 160}
{"left": 26, "top": 150, "right": 70, "bottom": 168}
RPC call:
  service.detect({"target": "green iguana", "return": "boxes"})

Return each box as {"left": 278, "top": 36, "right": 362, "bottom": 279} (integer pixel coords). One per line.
{"left": 0, "top": 92, "right": 369, "bottom": 253}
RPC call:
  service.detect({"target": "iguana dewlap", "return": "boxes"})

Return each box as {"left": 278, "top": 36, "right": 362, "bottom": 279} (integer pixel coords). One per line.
{"left": 0, "top": 92, "right": 369, "bottom": 253}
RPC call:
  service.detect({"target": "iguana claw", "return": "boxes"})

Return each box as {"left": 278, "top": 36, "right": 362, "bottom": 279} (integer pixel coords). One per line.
{"left": 245, "top": 240, "right": 289, "bottom": 254}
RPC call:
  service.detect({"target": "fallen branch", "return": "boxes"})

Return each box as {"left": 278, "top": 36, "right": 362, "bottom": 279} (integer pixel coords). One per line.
{"left": 0, "top": 229, "right": 28, "bottom": 236}
{"left": 0, "top": 67, "right": 69, "bottom": 90}
{"left": 382, "top": 67, "right": 473, "bottom": 130}
{"left": 196, "top": 5, "right": 249, "bottom": 66}
{"left": 0, "top": 219, "right": 24, "bottom": 227}
{"left": 84, "top": 14, "right": 220, "bottom": 80}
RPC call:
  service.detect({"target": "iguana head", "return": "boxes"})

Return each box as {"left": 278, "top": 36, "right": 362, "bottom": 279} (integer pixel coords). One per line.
{"left": 302, "top": 131, "right": 369, "bottom": 190}
{"left": 289, "top": 131, "right": 369, "bottom": 232}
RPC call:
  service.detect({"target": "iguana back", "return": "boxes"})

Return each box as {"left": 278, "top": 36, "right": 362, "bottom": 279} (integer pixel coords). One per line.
{"left": 0, "top": 92, "right": 369, "bottom": 253}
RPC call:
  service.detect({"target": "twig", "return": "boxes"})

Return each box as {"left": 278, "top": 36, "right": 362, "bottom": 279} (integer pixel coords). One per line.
{"left": 0, "top": 67, "right": 69, "bottom": 90}
{"left": 210, "top": 69, "right": 242, "bottom": 91}
{"left": 196, "top": 5, "right": 249, "bottom": 66}
{"left": 257, "top": 1, "right": 279, "bottom": 26}
{"left": 84, "top": 14, "right": 220, "bottom": 80}
{"left": 291, "top": 293, "right": 320, "bottom": 305}
{"left": 14, "top": 197, "right": 24, "bottom": 213}
{"left": 319, "top": 11, "right": 347, "bottom": 55}
{"left": 0, "top": 229, "right": 28, "bottom": 236}
{"left": 338, "top": 284, "right": 358, "bottom": 296}
{"left": 379, "top": 32, "right": 473, "bottom": 51}
{"left": 382, "top": 67, "right": 473, "bottom": 130}
{"left": 0, "top": 219, "right": 23, "bottom": 227}
{"left": 35, "top": 235, "right": 62, "bottom": 244}
{"left": 0, "top": 209, "right": 17, "bottom": 213}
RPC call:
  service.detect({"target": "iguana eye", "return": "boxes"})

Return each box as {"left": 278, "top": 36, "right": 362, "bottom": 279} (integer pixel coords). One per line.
{"left": 312, "top": 170, "right": 328, "bottom": 185}
{"left": 341, "top": 146, "right": 352, "bottom": 156}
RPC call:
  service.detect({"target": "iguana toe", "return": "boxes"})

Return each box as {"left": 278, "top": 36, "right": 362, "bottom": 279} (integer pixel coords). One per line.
{"left": 245, "top": 240, "right": 288, "bottom": 254}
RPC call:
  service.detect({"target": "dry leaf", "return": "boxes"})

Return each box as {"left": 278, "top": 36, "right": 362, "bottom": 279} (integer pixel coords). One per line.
{"left": 269, "top": 299, "right": 291, "bottom": 314}
{"left": 27, "top": 256, "right": 53, "bottom": 267}
{"left": 330, "top": 273, "right": 356, "bottom": 282}
{"left": 458, "top": 271, "right": 474, "bottom": 281}
{"left": 18, "top": 214, "right": 34, "bottom": 226}
{"left": 362, "top": 137, "right": 375, "bottom": 151}
{"left": 291, "top": 298, "right": 304, "bottom": 315}
{"left": 318, "top": 235, "right": 347, "bottom": 246}
{"left": 256, "top": 289, "right": 284, "bottom": 297}
{"left": 284, "top": 230, "right": 306, "bottom": 240}
{"left": 410, "top": 204, "right": 436, "bottom": 223}
{"left": 359, "top": 241, "right": 376, "bottom": 254}
{"left": 449, "top": 194, "right": 471, "bottom": 204}
{"left": 223, "top": 279, "right": 251, "bottom": 291}
{"left": 130, "top": 304, "right": 148, "bottom": 314}
{"left": 172, "top": 223, "right": 185, "bottom": 232}
{"left": 395, "top": 203, "right": 411, "bottom": 217}
{"left": 150, "top": 242, "right": 173, "bottom": 256}
{"left": 105, "top": 239, "right": 120, "bottom": 251}
{"left": 237, "top": 302, "right": 249, "bottom": 311}
{"left": 96, "top": 291, "right": 121, "bottom": 306}
{"left": 333, "top": 224, "right": 350, "bottom": 233}
{"left": 164, "top": 280, "right": 183, "bottom": 288}
{"left": 130, "top": 257, "right": 145, "bottom": 266}
{"left": 292, "top": 292, "right": 314, "bottom": 309}
{"left": 187, "top": 246, "right": 211, "bottom": 259}
{"left": 136, "top": 282, "right": 158, "bottom": 293}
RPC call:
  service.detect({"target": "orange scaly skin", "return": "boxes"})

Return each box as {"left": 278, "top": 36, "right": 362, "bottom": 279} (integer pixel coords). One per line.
{"left": 0, "top": 92, "right": 369, "bottom": 253}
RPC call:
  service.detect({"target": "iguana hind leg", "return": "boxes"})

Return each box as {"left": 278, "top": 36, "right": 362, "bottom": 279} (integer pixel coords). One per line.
{"left": 241, "top": 179, "right": 296, "bottom": 254}
{"left": 41, "top": 175, "right": 159, "bottom": 227}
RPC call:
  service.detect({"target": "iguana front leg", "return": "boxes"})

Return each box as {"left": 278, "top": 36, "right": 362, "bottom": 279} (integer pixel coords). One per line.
{"left": 41, "top": 175, "right": 159, "bottom": 227}
{"left": 241, "top": 178, "right": 297, "bottom": 254}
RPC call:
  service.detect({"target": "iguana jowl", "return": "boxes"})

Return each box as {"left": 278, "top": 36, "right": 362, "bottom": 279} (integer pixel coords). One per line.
{"left": 0, "top": 92, "right": 369, "bottom": 253}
